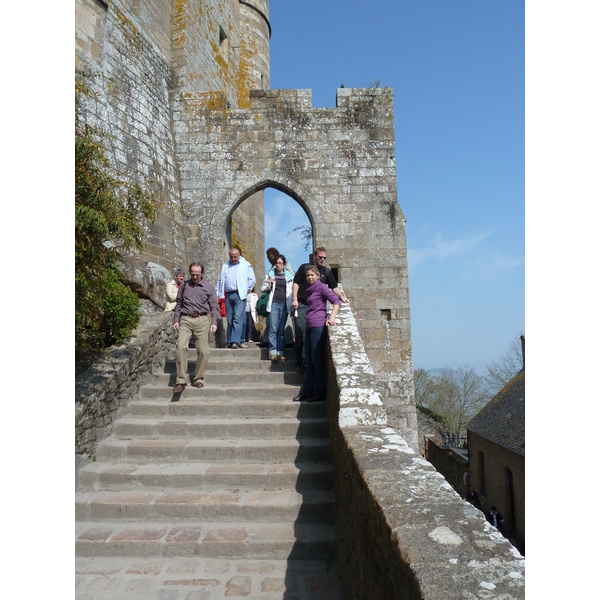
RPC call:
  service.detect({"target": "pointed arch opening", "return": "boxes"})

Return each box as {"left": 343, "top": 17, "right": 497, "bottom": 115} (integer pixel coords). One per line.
{"left": 263, "top": 187, "right": 313, "bottom": 274}
{"left": 227, "top": 181, "right": 314, "bottom": 278}
{"left": 222, "top": 181, "right": 314, "bottom": 345}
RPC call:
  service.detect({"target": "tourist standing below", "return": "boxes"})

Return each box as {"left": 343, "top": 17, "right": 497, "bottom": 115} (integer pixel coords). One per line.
{"left": 216, "top": 247, "right": 256, "bottom": 349}
{"left": 165, "top": 268, "right": 185, "bottom": 311}
{"left": 486, "top": 506, "right": 505, "bottom": 530}
{"left": 293, "top": 265, "right": 341, "bottom": 403}
{"left": 172, "top": 262, "right": 219, "bottom": 393}
{"left": 261, "top": 254, "right": 294, "bottom": 362}
{"left": 466, "top": 485, "right": 482, "bottom": 511}
{"left": 291, "top": 246, "right": 349, "bottom": 372}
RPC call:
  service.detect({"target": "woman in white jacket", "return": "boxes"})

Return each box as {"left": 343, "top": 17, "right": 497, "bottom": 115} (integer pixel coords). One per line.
{"left": 261, "top": 254, "right": 294, "bottom": 362}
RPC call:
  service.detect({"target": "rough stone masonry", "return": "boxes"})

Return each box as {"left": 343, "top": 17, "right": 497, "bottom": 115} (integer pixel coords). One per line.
{"left": 172, "top": 86, "right": 415, "bottom": 438}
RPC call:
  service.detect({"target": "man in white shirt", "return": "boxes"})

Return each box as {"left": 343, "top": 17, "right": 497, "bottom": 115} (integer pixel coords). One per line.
{"left": 216, "top": 247, "right": 256, "bottom": 349}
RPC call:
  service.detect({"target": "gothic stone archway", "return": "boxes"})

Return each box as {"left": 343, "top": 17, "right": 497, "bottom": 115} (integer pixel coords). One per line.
{"left": 172, "top": 87, "right": 414, "bottom": 421}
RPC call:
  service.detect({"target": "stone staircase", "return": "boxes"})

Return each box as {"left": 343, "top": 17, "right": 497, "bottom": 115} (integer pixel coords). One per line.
{"left": 75, "top": 344, "right": 344, "bottom": 599}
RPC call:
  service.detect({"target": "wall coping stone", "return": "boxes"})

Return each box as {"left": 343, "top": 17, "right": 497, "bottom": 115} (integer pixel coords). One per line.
{"left": 327, "top": 301, "right": 525, "bottom": 598}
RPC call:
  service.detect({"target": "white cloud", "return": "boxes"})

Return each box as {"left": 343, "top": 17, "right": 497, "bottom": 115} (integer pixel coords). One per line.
{"left": 457, "top": 250, "right": 524, "bottom": 281}
{"left": 408, "top": 229, "right": 492, "bottom": 269}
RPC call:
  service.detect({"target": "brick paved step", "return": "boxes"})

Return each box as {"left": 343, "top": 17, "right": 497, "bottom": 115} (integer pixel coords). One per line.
{"left": 75, "top": 488, "right": 334, "bottom": 522}
{"left": 111, "top": 415, "right": 329, "bottom": 439}
{"left": 75, "top": 556, "right": 344, "bottom": 600}
{"left": 140, "top": 382, "right": 302, "bottom": 400}
{"left": 75, "top": 521, "right": 336, "bottom": 560}
{"left": 124, "top": 397, "right": 326, "bottom": 418}
{"left": 95, "top": 437, "right": 330, "bottom": 463}
{"left": 77, "top": 460, "right": 334, "bottom": 491}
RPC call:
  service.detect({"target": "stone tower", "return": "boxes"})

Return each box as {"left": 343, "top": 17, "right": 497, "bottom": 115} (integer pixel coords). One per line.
{"left": 75, "top": 0, "right": 272, "bottom": 272}
{"left": 228, "top": 1, "right": 271, "bottom": 269}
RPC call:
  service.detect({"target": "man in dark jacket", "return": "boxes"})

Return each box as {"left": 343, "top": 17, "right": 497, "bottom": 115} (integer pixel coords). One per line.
{"left": 486, "top": 506, "right": 505, "bottom": 530}
{"left": 466, "top": 485, "right": 482, "bottom": 511}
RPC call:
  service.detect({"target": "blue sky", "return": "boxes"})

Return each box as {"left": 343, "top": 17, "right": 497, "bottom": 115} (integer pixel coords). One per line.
{"left": 264, "top": 1, "right": 524, "bottom": 373}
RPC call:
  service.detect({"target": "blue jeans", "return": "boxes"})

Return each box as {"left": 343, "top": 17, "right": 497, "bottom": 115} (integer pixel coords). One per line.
{"left": 300, "top": 325, "right": 327, "bottom": 398}
{"left": 268, "top": 301, "right": 288, "bottom": 357}
{"left": 225, "top": 291, "right": 246, "bottom": 346}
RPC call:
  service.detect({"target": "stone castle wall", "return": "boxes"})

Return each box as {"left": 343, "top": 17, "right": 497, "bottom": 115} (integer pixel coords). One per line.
{"left": 172, "top": 86, "right": 414, "bottom": 425}
{"left": 76, "top": 0, "right": 189, "bottom": 271}
{"left": 75, "top": 0, "right": 269, "bottom": 276}
{"left": 75, "top": 312, "right": 176, "bottom": 461}
{"left": 425, "top": 436, "right": 470, "bottom": 498}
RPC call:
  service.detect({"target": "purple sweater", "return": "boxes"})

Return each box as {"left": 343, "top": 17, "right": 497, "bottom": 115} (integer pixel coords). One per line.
{"left": 305, "top": 279, "right": 341, "bottom": 329}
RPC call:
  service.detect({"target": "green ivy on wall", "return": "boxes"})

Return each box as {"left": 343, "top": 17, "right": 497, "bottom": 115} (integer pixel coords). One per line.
{"left": 75, "top": 74, "right": 156, "bottom": 371}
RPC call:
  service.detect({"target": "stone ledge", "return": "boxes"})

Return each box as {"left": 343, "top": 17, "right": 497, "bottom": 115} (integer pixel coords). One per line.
{"left": 328, "top": 301, "right": 387, "bottom": 428}
{"left": 332, "top": 425, "right": 525, "bottom": 599}
{"left": 326, "top": 298, "right": 524, "bottom": 598}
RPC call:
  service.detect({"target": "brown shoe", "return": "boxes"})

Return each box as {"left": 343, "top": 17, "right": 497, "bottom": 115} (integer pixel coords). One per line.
{"left": 173, "top": 383, "right": 186, "bottom": 393}
{"left": 192, "top": 380, "right": 204, "bottom": 388}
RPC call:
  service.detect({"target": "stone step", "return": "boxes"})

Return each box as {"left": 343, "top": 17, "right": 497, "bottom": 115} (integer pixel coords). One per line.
{"left": 111, "top": 415, "right": 329, "bottom": 439}
{"left": 75, "top": 488, "right": 334, "bottom": 522}
{"left": 140, "top": 382, "right": 302, "bottom": 400}
{"left": 169, "top": 345, "right": 289, "bottom": 361}
{"left": 124, "top": 397, "right": 326, "bottom": 419}
{"left": 152, "top": 368, "right": 303, "bottom": 386}
{"left": 77, "top": 460, "right": 334, "bottom": 491}
{"left": 75, "top": 556, "right": 344, "bottom": 600}
{"left": 75, "top": 521, "right": 336, "bottom": 560}
{"left": 161, "top": 355, "right": 299, "bottom": 373}
{"left": 76, "top": 341, "right": 341, "bottom": 594}
{"left": 95, "top": 437, "right": 330, "bottom": 463}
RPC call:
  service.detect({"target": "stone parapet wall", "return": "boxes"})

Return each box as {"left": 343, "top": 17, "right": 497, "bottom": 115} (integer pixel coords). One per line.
{"left": 75, "top": 312, "right": 176, "bottom": 460}
{"left": 326, "top": 305, "right": 525, "bottom": 599}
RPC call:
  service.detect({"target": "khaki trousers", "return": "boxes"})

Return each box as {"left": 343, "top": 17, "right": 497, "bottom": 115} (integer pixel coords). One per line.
{"left": 176, "top": 315, "right": 211, "bottom": 384}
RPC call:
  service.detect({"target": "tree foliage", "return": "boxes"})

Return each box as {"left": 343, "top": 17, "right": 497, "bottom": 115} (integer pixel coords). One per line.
{"left": 287, "top": 224, "right": 312, "bottom": 251}
{"left": 415, "top": 367, "right": 488, "bottom": 438}
{"left": 484, "top": 332, "right": 524, "bottom": 395}
{"left": 416, "top": 334, "right": 525, "bottom": 439}
{"left": 75, "top": 75, "right": 156, "bottom": 370}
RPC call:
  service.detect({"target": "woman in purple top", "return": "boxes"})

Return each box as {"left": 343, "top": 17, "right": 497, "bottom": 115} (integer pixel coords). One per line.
{"left": 293, "top": 265, "right": 341, "bottom": 403}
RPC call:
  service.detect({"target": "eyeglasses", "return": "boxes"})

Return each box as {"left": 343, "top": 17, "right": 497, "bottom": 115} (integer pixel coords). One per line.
{"left": 190, "top": 272, "right": 202, "bottom": 277}
{"left": 316, "top": 255, "right": 326, "bottom": 260}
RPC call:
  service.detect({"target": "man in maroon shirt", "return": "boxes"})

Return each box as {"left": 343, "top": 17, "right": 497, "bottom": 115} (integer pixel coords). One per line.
{"left": 173, "top": 262, "right": 219, "bottom": 393}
